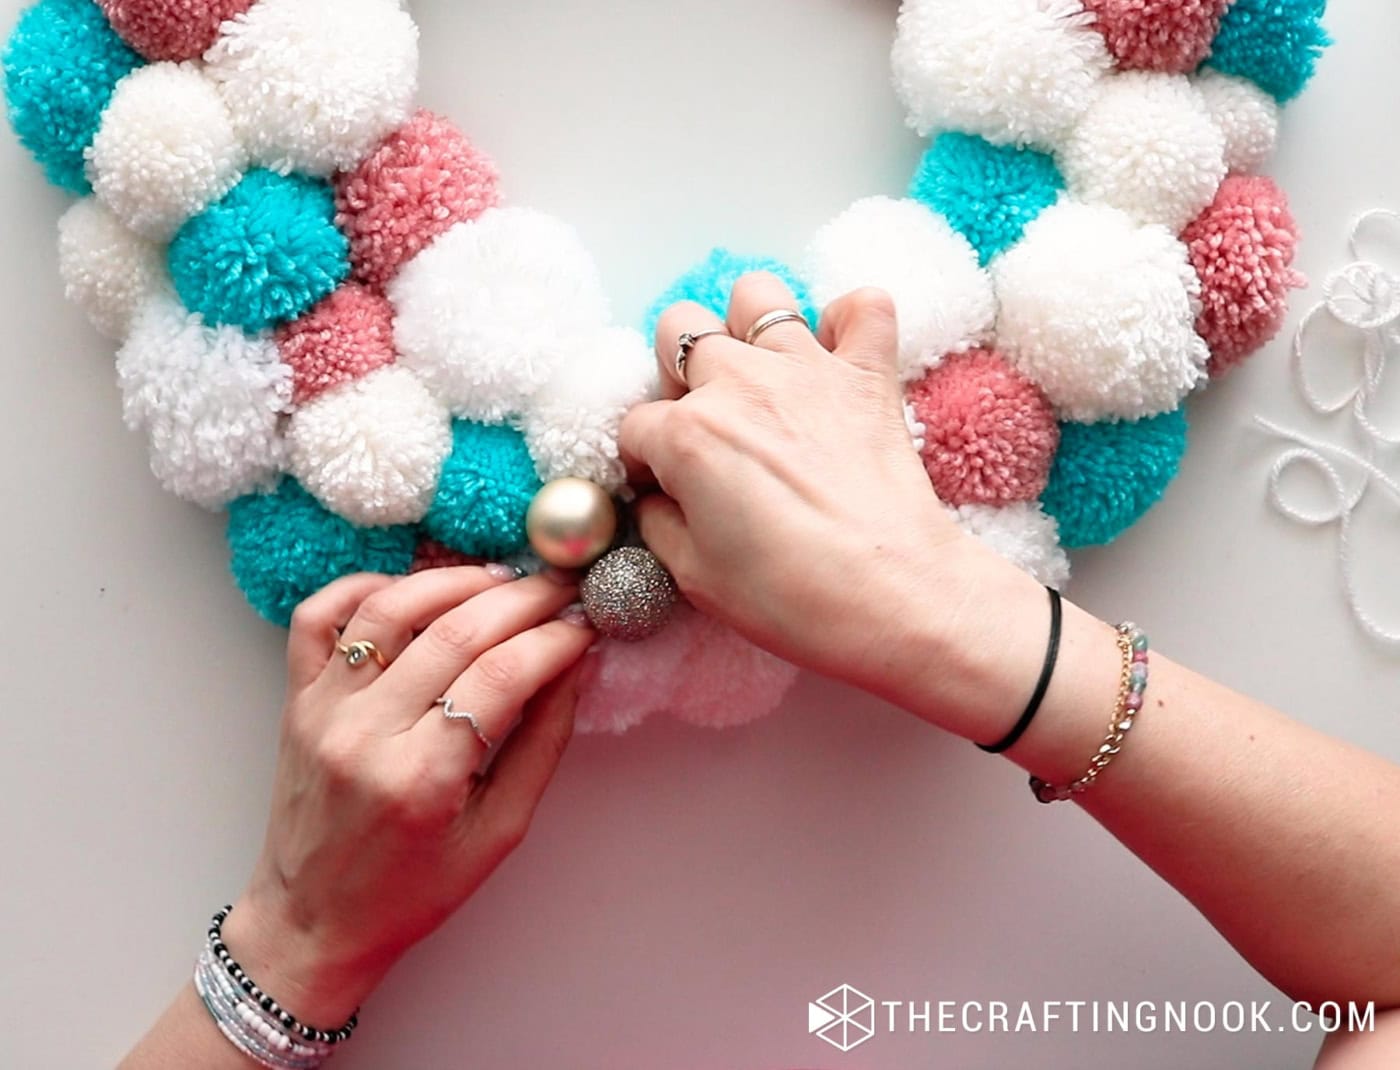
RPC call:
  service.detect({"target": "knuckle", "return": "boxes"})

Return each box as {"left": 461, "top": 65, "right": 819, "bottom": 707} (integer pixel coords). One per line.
{"left": 313, "top": 729, "right": 364, "bottom": 786}
{"left": 349, "top": 590, "right": 403, "bottom": 635}
{"left": 474, "top": 648, "right": 525, "bottom": 698}
{"left": 848, "top": 286, "right": 897, "bottom": 319}
{"left": 427, "top": 614, "right": 482, "bottom": 663}
{"left": 288, "top": 600, "right": 328, "bottom": 640}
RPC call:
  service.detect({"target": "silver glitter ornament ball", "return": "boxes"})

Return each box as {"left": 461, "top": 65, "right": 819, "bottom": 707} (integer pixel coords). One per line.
{"left": 580, "top": 546, "right": 679, "bottom": 642}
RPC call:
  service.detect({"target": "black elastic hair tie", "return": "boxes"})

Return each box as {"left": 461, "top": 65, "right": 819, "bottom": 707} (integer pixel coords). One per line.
{"left": 977, "top": 585, "right": 1063, "bottom": 755}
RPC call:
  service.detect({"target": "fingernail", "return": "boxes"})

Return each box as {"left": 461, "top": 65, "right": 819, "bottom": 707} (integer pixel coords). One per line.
{"left": 486, "top": 563, "right": 521, "bottom": 581}
{"left": 557, "top": 603, "right": 592, "bottom": 628}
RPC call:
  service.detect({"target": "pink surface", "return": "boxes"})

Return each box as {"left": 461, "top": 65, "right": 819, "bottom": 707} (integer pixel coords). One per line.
{"left": 1081, "top": 0, "right": 1230, "bottom": 73}
{"left": 97, "top": 0, "right": 257, "bottom": 62}
{"left": 276, "top": 282, "right": 398, "bottom": 406}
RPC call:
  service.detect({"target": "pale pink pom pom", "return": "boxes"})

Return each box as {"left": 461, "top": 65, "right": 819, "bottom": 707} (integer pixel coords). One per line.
{"left": 334, "top": 110, "right": 502, "bottom": 291}
{"left": 575, "top": 604, "right": 799, "bottom": 734}
{"left": 1182, "top": 174, "right": 1303, "bottom": 376}
{"left": 276, "top": 283, "right": 397, "bottom": 406}
{"left": 906, "top": 349, "right": 1059, "bottom": 506}
{"left": 97, "top": 0, "right": 257, "bottom": 62}
{"left": 1081, "top": 0, "right": 1230, "bottom": 74}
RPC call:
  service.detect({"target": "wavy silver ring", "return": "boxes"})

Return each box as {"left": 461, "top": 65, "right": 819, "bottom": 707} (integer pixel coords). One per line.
{"left": 674, "top": 329, "right": 730, "bottom": 386}
{"left": 745, "top": 309, "right": 810, "bottom": 346}
{"left": 435, "top": 696, "right": 495, "bottom": 752}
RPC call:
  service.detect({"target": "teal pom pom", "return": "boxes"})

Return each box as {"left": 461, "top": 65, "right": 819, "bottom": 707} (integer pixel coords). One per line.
{"left": 1206, "top": 0, "right": 1330, "bottom": 104}
{"left": 169, "top": 169, "right": 349, "bottom": 332}
{"left": 643, "top": 249, "right": 819, "bottom": 340}
{"left": 3, "top": 0, "right": 142, "bottom": 193}
{"left": 423, "top": 421, "right": 543, "bottom": 559}
{"left": 1041, "top": 409, "right": 1189, "bottom": 550}
{"left": 909, "top": 133, "right": 1064, "bottom": 266}
{"left": 228, "top": 478, "right": 416, "bottom": 627}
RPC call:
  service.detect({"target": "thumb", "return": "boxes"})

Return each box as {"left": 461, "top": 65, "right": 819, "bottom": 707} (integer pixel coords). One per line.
{"left": 818, "top": 287, "right": 900, "bottom": 378}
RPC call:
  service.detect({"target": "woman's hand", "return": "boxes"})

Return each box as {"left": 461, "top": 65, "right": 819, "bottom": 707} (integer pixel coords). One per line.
{"left": 621, "top": 273, "right": 1047, "bottom": 733}
{"left": 219, "top": 566, "right": 594, "bottom": 1029}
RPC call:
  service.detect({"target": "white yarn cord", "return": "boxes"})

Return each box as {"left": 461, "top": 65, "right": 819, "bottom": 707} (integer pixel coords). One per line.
{"left": 1256, "top": 209, "right": 1400, "bottom": 647}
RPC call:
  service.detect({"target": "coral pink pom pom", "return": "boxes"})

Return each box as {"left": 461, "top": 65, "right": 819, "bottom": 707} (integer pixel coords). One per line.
{"left": 1081, "top": 0, "right": 1230, "bottom": 74}
{"left": 335, "top": 110, "right": 502, "bottom": 291}
{"left": 906, "top": 349, "right": 1059, "bottom": 506}
{"left": 1182, "top": 174, "right": 1303, "bottom": 376}
{"left": 276, "top": 283, "right": 397, "bottom": 406}
{"left": 410, "top": 539, "right": 482, "bottom": 574}
{"left": 97, "top": 0, "right": 257, "bottom": 62}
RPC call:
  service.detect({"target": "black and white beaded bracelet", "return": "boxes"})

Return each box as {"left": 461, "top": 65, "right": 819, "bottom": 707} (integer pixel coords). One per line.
{"left": 201, "top": 906, "right": 359, "bottom": 1057}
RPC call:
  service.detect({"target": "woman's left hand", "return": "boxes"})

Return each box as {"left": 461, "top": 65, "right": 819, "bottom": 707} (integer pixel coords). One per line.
{"left": 219, "top": 566, "right": 594, "bottom": 1030}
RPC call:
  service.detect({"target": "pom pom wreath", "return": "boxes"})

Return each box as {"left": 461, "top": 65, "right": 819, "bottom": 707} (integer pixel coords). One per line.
{"left": 410, "top": 539, "right": 481, "bottom": 574}
{"left": 96, "top": 0, "right": 256, "bottom": 62}
{"left": 117, "top": 295, "right": 291, "bottom": 509}
{"left": 422, "top": 420, "right": 543, "bottom": 559}
{"left": 1205, "top": 0, "right": 1329, "bottom": 105}
{"left": 950, "top": 502, "right": 1071, "bottom": 590}
{"left": 285, "top": 366, "right": 451, "bottom": 528}
{"left": 806, "top": 197, "right": 995, "bottom": 381}
{"left": 335, "top": 109, "right": 501, "bottom": 291}
{"left": 908, "top": 133, "right": 1064, "bottom": 265}
{"left": 390, "top": 208, "right": 610, "bottom": 423}
{"left": 276, "top": 283, "right": 396, "bottom": 406}
{"left": 1040, "top": 407, "right": 1189, "bottom": 548}
{"left": 891, "top": 0, "right": 1112, "bottom": 148}
{"left": 168, "top": 169, "right": 349, "bottom": 333}
{"left": 57, "top": 199, "right": 167, "bottom": 339}
{"left": 993, "top": 201, "right": 1209, "bottom": 421}
{"left": 204, "top": 0, "right": 418, "bottom": 176}
{"left": 574, "top": 604, "right": 800, "bottom": 735}
{"left": 523, "top": 327, "right": 659, "bottom": 492}
{"left": 642, "top": 249, "right": 819, "bottom": 342}
{"left": 906, "top": 350, "right": 1059, "bottom": 506}
{"left": 2, "top": 0, "right": 143, "bottom": 194}
{"left": 1182, "top": 174, "right": 1302, "bottom": 376}
{"left": 228, "top": 477, "right": 416, "bottom": 627}
{"left": 87, "top": 62, "right": 246, "bottom": 241}
{"left": 1193, "top": 70, "right": 1281, "bottom": 174}
{"left": 1058, "top": 72, "right": 1226, "bottom": 232}
{"left": 1080, "top": 0, "right": 1230, "bottom": 73}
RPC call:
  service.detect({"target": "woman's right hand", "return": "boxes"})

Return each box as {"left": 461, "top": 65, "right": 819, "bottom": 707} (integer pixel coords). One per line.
{"left": 620, "top": 273, "right": 1049, "bottom": 735}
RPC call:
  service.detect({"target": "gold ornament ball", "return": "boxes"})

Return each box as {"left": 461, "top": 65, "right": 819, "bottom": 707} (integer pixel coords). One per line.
{"left": 580, "top": 546, "right": 679, "bottom": 642}
{"left": 526, "top": 478, "right": 619, "bottom": 569}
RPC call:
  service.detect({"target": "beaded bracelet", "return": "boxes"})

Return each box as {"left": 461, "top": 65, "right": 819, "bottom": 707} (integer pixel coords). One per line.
{"left": 193, "top": 906, "right": 358, "bottom": 1069}
{"left": 1029, "top": 622, "right": 1149, "bottom": 805}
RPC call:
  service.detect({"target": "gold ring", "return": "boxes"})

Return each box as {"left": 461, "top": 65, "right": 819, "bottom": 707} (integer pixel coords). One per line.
{"left": 336, "top": 639, "right": 389, "bottom": 670}
{"left": 745, "top": 309, "right": 810, "bottom": 346}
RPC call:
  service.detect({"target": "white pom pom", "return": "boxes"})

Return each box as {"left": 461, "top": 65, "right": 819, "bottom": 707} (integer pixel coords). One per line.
{"left": 993, "top": 201, "right": 1208, "bottom": 421}
{"left": 1059, "top": 72, "right": 1226, "bottom": 231}
{"left": 891, "top": 0, "right": 1112, "bottom": 147}
{"left": 57, "top": 200, "right": 168, "bottom": 340}
{"left": 522, "top": 327, "right": 659, "bottom": 492}
{"left": 951, "top": 503, "right": 1070, "bottom": 590}
{"left": 390, "top": 208, "right": 611, "bottom": 423}
{"left": 205, "top": 0, "right": 418, "bottom": 177}
{"left": 1193, "top": 69, "right": 1281, "bottom": 175}
{"left": 117, "top": 296, "right": 291, "bottom": 509}
{"left": 86, "top": 62, "right": 245, "bottom": 241}
{"left": 806, "top": 197, "right": 995, "bottom": 381}
{"left": 285, "top": 366, "right": 451, "bottom": 527}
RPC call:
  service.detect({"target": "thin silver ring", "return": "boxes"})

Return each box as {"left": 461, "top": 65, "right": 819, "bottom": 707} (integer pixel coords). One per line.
{"left": 435, "top": 696, "right": 495, "bottom": 752}
{"left": 745, "top": 309, "right": 811, "bottom": 346}
{"left": 673, "top": 329, "right": 730, "bottom": 386}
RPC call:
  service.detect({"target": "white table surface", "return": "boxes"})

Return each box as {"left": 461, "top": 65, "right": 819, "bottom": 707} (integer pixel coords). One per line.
{"left": 3, "top": 1, "right": 1399, "bottom": 1067}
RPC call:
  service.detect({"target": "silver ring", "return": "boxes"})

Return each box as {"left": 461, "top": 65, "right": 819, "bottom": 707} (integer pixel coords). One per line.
{"left": 435, "top": 696, "right": 495, "bottom": 752}
{"left": 745, "top": 309, "right": 810, "bottom": 346}
{"left": 673, "top": 329, "right": 729, "bottom": 386}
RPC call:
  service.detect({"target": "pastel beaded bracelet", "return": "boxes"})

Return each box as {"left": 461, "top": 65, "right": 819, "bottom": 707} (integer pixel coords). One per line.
{"left": 1030, "top": 622, "right": 1149, "bottom": 804}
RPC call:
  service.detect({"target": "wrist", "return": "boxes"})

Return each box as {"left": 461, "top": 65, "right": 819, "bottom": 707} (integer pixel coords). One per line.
{"left": 221, "top": 891, "right": 385, "bottom": 1029}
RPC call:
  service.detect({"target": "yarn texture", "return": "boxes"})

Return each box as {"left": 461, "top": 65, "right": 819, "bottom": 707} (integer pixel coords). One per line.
{"left": 1081, "top": 0, "right": 1229, "bottom": 73}
{"left": 97, "top": 0, "right": 256, "bottom": 62}
{"left": 951, "top": 502, "right": 1071, "bottom": 590}
{"left": 3, "top": 0, "right": 142, "bottom": 193}
{"left": 168, "top": 169, "right": 349, "bottom": 333}
{"left": 1206, "top": 0, "right": 1329, "bottom": 105}
{"left": 57, "top": 198, "right": 167, "bottom": 339}
{"left": 228, "top": 478, "right": 416, "bottom": 628}
{"left": 643, "top": 250, "right": 818, "bottom": 341}
{"left": 908, "top": 132, "right": 1064, "bottom": 265}
{"left": 276, "top": 283, "right": 397, "bottom": 406}
{"left": 1041, "top": 408, "right": 1190, "bottom": 549}
{"left": 423, "top": 420, "right": 543, "bottom": 559}
{"left": 1193, "top": 70, "right": 1281, "bottom": 175}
